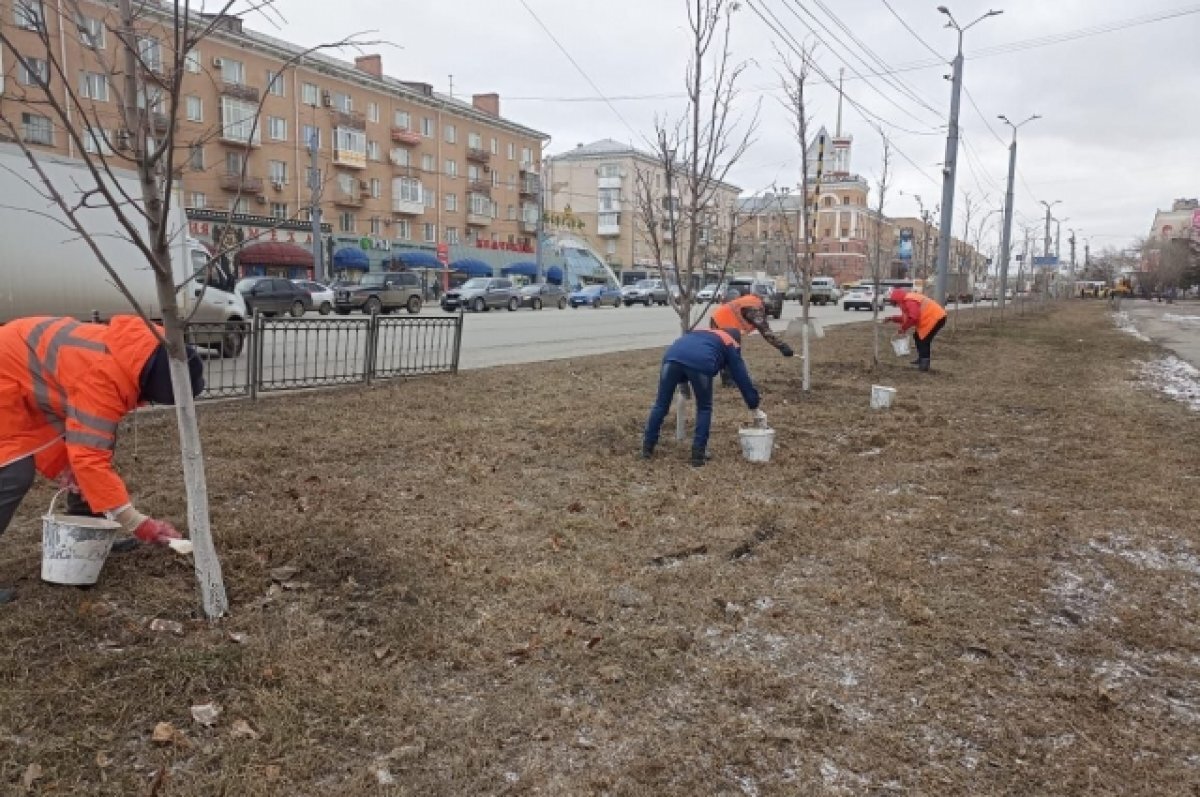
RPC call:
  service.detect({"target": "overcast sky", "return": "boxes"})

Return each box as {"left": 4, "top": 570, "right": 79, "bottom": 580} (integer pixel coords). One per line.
{"left": 261, "top": 0, "right": 1198, "bottom": 255}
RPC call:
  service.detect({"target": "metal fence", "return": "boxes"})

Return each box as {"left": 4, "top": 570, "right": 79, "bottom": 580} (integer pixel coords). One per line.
{"left": 188, "top": 313, "right": 462, "bottom": 401}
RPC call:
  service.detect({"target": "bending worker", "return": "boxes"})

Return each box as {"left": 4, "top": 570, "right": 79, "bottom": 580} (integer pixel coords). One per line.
{"left": 0, "top": 316, "right": 203, "bottom": 604}
{"left": 885, "top": 288, "right": 947, "bottom": 372}
{"left": 642, "top": 327, "right": 765, "bottom": 467}
{"left": 710, "top": 285, "right": 794, "bottom": 360}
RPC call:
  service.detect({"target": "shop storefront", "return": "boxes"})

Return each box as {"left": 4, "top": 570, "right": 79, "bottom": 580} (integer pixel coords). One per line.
{"left": 186, "top": 209, "right": 330, "bottom": 281}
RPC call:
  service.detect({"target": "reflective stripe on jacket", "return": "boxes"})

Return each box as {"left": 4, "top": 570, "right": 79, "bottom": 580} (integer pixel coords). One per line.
{"left": 0, "top": 316, "right": 162, "bottom": 511}
{"left": 710, "top": 294, "right": 765, "bottom": 334}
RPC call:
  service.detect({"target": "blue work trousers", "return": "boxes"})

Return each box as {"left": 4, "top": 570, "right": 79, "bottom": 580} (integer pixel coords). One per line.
{"left": 644, "top": 361, "right": 714, "bottom": 452}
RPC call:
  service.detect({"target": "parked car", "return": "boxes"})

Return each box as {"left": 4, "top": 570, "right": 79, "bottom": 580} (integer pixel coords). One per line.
{"left": 726, "top": 278, "right": 783, "bottom": 319}
{"left": 569, "top": 284, "right": 623, "bottom": 308}
{"left": 293, "top": 280, "right": 334, "bottom": 315}
{"left": 697, "top": 282, "right": 726, "bottom": 302}
{"left": 334, "top": 271, "right": 423, "bottom": 315}
{"left": 621, "top": 278, "right": 669, "bottom": 307}
{"left": 808, "top": 276, "right": 838, "bottom": 306}
{"left": 518, "top": 283, "right": 568, "bottom": 310}
{"left": 442, "top": 277, "right": 520, "bottom": 312}
{"left": 236, "top": 276, "right": 313, "bottom": 318}
{"left": 842, "top": 285, "right": 884, "bottom": 312}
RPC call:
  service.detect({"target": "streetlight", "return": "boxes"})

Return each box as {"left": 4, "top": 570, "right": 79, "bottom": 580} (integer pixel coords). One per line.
{"left": 1039, "top": 199, "right": 1061, "bottom": 270}
{"left": 995, "top": 114, "right": 1039, "bottom": 316}
{"left": 932, "top": 5, "right": 1003, "bottom": 306}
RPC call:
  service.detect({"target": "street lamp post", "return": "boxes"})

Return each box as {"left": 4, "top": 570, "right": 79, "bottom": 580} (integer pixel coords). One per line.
{"left": 997, "top": 113, "right": 1039, "bottom": 316}
{"left": 933, "top": 5, "right": 1003, "bottom": 306}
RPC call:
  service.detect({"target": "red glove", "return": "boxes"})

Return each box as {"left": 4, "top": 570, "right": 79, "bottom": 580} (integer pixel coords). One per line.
{"left": 134, "top": 518, "right": 182, "bottom": 545}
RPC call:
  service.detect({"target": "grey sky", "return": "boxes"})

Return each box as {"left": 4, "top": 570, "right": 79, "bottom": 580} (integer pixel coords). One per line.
{"left": 264, "top": 0, "right": 1199, "bottom": 254}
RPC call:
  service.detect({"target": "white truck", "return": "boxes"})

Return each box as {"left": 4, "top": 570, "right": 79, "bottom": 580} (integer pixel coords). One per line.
{"left": 0, "top": 146, "right": 248, "bottom": 356}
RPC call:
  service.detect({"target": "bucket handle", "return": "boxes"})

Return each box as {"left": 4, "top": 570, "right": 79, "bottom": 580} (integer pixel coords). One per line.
{"left": 47, "top": 488, "right": 68, "bottom": 517}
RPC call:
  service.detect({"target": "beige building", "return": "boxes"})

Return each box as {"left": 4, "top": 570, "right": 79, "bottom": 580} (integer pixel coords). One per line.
{"left": 0, "top": 2, "right": 547, "bottom": 278}
{"left": 546, "top": 139, "right": 740, "bottom": 280}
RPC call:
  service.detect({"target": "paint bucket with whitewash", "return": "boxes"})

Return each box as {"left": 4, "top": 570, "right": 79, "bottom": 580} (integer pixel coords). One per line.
{"left": 870, "top": 385, "right": 897, "bottom": 410}
{"left": 738, "top": 427, "right": 776, "bottom": 463}
{"left": 41, "top": 491, "right": 120, "bottom": 586}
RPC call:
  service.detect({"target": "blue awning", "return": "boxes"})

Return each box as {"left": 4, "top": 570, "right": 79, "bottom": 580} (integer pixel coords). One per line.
{"left": 545, "top": 266, "right": 564, "bottom": 285}
{"left": 333, "top": 247, "right": 370, "bottom": 270}
{"left": 501, "top": 261, "right": 539, "bottom": 277}
{"left": 394, "top": 251, "right": 442, "bottom": 270}
{"left": 451, "top": 259, "right": 493, "bottom": 278}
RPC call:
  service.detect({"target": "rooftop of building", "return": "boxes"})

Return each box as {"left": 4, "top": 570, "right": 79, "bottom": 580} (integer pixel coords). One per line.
{"left": 549, "top": 139, "right": 741, "bottom": 192}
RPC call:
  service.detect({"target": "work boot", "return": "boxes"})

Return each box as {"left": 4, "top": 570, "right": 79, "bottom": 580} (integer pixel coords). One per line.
{"left": 690, "top": 447, "right": 709, "bottom": 468}
{"left": 918, "top": 358, "right": 931, "bottom": 372}
{"left": 0, "top": 587, "right": 15, "bottom": 605}
{"left": 640, "top": 442, "right": 654, "bottom": 460}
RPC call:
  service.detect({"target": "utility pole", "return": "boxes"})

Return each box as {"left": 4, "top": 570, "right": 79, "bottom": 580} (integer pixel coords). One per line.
{"left": 997, "top": 114, "right": 1038, "bottom": 316}
{"left": 1040, "top": 199, "right": 1060, "bottom": 273}
{"left": 1069, "top": 228, "right": 1077, "bottom": 284}
{"left": 308, "top": 130, "right": 324, "bottom": 282}
{"left": 934, "top": 6, "right": 1003, "bottom": 305}
{"left": 534, "top": 163, "right": 545, "bottom": 283}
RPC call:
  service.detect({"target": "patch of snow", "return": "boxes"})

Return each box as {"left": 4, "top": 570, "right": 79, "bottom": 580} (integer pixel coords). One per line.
{"left": 1137, "top": 356, "right": 1200, "bottom": 411}
{"left": 1163, "top": 313, "right": 1200, "bottom": 328}
{"left": 1089, "top": 536, "right": 1200, "bottom": 577}
{"left": 1112, "top": 312, "right": 1151, "bottom": 341}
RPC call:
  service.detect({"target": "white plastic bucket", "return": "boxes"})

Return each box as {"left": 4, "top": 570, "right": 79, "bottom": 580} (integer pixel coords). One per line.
{"left": 891, "top": 337, "right": 911, "bottom": 357}
{"left": 870, "top": 385, "right": 897, "bottom": 410}
{"left": 738, "top": 427, "right": 776, "bottom": 463}
{"left": 41, "top": 491, "right": 120, "bottom": 586}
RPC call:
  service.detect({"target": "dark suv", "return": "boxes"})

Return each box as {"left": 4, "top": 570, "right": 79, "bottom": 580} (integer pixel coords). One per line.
{"left": 727, "top": 278, "right": 783, "bottom": 319}
{"left": 235, "top": 277, "right": 313, "bottom": 317}
{"left": 334, "top": 272, "right": 423, "bottom": 315}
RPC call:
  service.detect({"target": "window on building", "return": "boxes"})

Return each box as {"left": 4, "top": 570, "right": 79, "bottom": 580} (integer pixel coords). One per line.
{"left": 467, "top": 165, "right": 480, "bottom": 183}
{"left": 302, "top": 124, "right": 321, "bottom": 148}
{"left": 367, "top": 102, "right": 379, "bottom": 123}
{"left": 394, "top": 109, "right": 410, "bottom": 129}
{"left": 21, "top": 113, "right": 52, "bottom": 145}
{"left": 137, "top": 36, "right": 162, "bottom": 72}
{"left": 444, "top": 159, "right": 457, "bottom": 178}
{"left": 19, "top": 57, "right": 48, "bottom": 86}
{"left": 598, "top": 164, "right": 620, "bottom": 178}
{"left": 395, "top": 219, "right": 411, "bottom": 240}
{"left": 421, "top": 154, "right": 435, "bottom": 172}
{"left": 270, "top": 202, "right": 288, "bottom": 220}
{"left": 842, "top": 195, "right": 850, "bottom": 205}
{"left": 599, "top": 188, "right": 620, "bottom": 212}
{"left": 78, "top": 15, "right": 105, "bottom": 48}
{"left": 189, "top": 192, "right": 206, "bottom": 209}
{"left": 424, "top": 189, "right": 436, "bottom": 208}
{"left": 423, "top": 223, "right": 437, "bottom": 242}
{"left": 446, "top": 227, "right": 460, "bottom": 245}
{"left": 823, "top": 196, "right": 834, "bottom": 207}
{"left": 184, "top": 50, "right": 201, "bottom": 73}
{"left": 83, "top": 128, "right": 112, "bottom": 155}
{"left": 606, "top": 240, "right": 617, "bottom": 255}
{"left": 15, "top": 0, "right": 45, "bottom": 31}
{"left": 420, "top": 117, "right": 434, "bottom": 137}
{"left": 444, "top": 124, "right": 456, "bottom": 144}
{"left": 395, "top": 177, "right": 422, "bottom": 203}
{"left": 369, "top": 178, "right": 381, "bottom": 199}
{"left": 188, "top": 144, "right": 204, "bottom": 171}
{"left": 302, "top": 82, "right": 319, "bottom": 106}
{"left": 445, "top": 193, "right": 458, "bottom": 212}
{"left": 185, "top": 95, "right": 203, "bottom": 122}
{"left": 366, "top": 140, "right": 380, "bottom": 161}
{"left": 268, "top": 116, "right": 287, "bottom": 141}
{"left": 334, "top": 127, "right": 366, "bottom": 163}
{"left": 390, "top": 148, "right": 409, "bottom": 167}
{"left": 507, "top": 142, "right": 515, "bottom": 160}
{"left": 219, "top": 57, "right": 244, "bottom": 85}
{"left": 468, "top": 132, "right": 482, "bottom": 149}
{"left": 225, "top": 151, "right": 245, "bottom": 177}
{"left": 338, "top": 212, "right": 356, "bottom": 233}
{"left": 220, "top": 97, "right": 260, "bottom": 145}
{"left": 469, "top": 194, "right": 490, "bottom": 217}
{"left": 491, "top": 171, "right": 499, "bottom": 188}
{"left": 332, "top": 91, "right": 352, "bottom": 113}
{"left": 335, "top": 172, "right": 356, "bottom": 196}
{"left": 520, "top": 147, "right": 532, "bottom": 166}
{"left": 232, "top": 198, "right": 249, "bottom": 214}
{"left": 268, "top": 160, "right": 288, "bottom": 185}
{"left": 266, "top": 70, "right": 285, "bottom": 97}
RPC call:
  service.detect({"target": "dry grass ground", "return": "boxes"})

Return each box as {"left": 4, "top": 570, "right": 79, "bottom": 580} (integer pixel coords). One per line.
{"left": 2, "top": 302, "right": 1198, "bottom": 795}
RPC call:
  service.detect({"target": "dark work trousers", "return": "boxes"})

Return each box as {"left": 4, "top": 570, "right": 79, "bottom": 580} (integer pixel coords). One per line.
{"left": 644, "top": 361, "right": 715, "bottom": 453}
{"left": 914, "top": 317, "right": 947, "bottom": 360}
{"left": 0, "top": 456, "right": 36, "bottom": 537}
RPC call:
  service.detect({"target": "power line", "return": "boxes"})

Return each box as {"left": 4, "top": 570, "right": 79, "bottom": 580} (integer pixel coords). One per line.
{"left": 879, "top": 0, "right": 945, "bottom": 60}
{"left": 962, "top": 86, "right": 1007, "bottom": 148}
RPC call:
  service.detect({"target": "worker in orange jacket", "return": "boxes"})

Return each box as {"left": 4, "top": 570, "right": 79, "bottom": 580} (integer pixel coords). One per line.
{"left": 709, "top": 286, "right": 793, "bottom": 384}
{"left": 885, "top": 289, "right": 947, "bottom": 371}
{"left": 0, "top": 316, "right": 203, "bottom": 604}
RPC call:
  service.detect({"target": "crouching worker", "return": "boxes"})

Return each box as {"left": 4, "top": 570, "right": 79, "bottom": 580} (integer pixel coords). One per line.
{"left": 885, "top": 288, "right": 947, "bottom": 372}
{"left": 0, "top": 316, "right": 205, "bottom": 604}
{"left": 642, "top": 328, "right": 764, "bottom": 468}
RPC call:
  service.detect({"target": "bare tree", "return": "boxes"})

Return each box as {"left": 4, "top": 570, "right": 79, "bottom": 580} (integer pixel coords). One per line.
{"left": 633, "top": 0, "right": 757, "bottom": 439}
{"left": 777, "top": 43, "right": 815, "bottom": 390}
{"left": 0, "top": 0, "right": 364, "bottom": 617}
{"left": 867, "top": 135, "right": 891, "bottom": 367}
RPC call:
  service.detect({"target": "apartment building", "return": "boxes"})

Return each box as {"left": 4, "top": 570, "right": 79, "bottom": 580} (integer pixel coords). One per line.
{"left": 0, "top": 2, "right": 547, "bottom": 279}
{"left": 546, "top": 139, "right": 740, "bottom": 280}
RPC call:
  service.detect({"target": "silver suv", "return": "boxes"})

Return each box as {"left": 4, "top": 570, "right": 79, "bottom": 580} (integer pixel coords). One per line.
{"left": 334, "top": 272, "right": 423, "bottom": 315}
{"left": 442, "top": 277, "right": 520, "bottom": 313}
{"left": 622, "top": 278, "right": 669, "bottom": 307}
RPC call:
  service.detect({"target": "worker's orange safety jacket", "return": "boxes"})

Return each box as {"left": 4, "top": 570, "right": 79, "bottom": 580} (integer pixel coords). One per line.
{"left": 0, "top": 316, "right": 161, "bottom": 512}
{"left": 710, "top": 294, "right": 765, "bottom": 334}
{"left": 897, "top": 293, "right": 947, "bottom": 339}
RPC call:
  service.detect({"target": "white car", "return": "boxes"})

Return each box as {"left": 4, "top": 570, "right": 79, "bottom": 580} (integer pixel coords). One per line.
{"left": 293, "top": 280, "right": 334, "bottom": 315}
{"left": 697, "top": 283, "right": 725, "bottom": 302}
{"left": 842, "top": 286, "right": 884, "bottom": 312}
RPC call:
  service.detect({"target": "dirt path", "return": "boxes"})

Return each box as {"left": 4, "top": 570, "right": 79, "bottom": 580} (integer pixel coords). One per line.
{"left": 1, "top": 303, "right": 1198, "bottom": 795}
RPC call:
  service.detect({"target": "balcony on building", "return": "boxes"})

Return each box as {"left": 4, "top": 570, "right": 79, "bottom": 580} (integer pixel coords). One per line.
{"left": 598, "top": 214, "right": 621, "bottom": 237}
{"left": 221, "top": 81, "right": 260, "bottom": 103}
{"left": 519, "top": 178, "right": 538, "bottom": 198}
{"left": 467, "top": 212, "right": 492, "bottom": 227}
{"left": 334, "top": 189, "right": 364, "bottom": 208}
{"left": 391, "top": 163, "right": 420, "bottom": 179}
{"left": 519, "top": 161, "right": 537, "bottom": 177}
{"left": 392, "top": 196, "right": 423, "bottom": 216}
{"left": 219, "top": 173, "right": 264, "bottom": 194}
{"left": 391, "top": 127, "right": 421, "bottom": 146}
{"left": 520, "top": 219, "right": 538, "bottom": 234}
{"left": 466, "top": 147, "right": 491, "bottom": 165}
{"left": 597, "top": 174, "right": 623, "bottom": 191}
{"left": 468, "top": 180, "right": 491, "bottom": 196}
{"left": 332, "top": 109, "right": 366, "bottom": 130}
